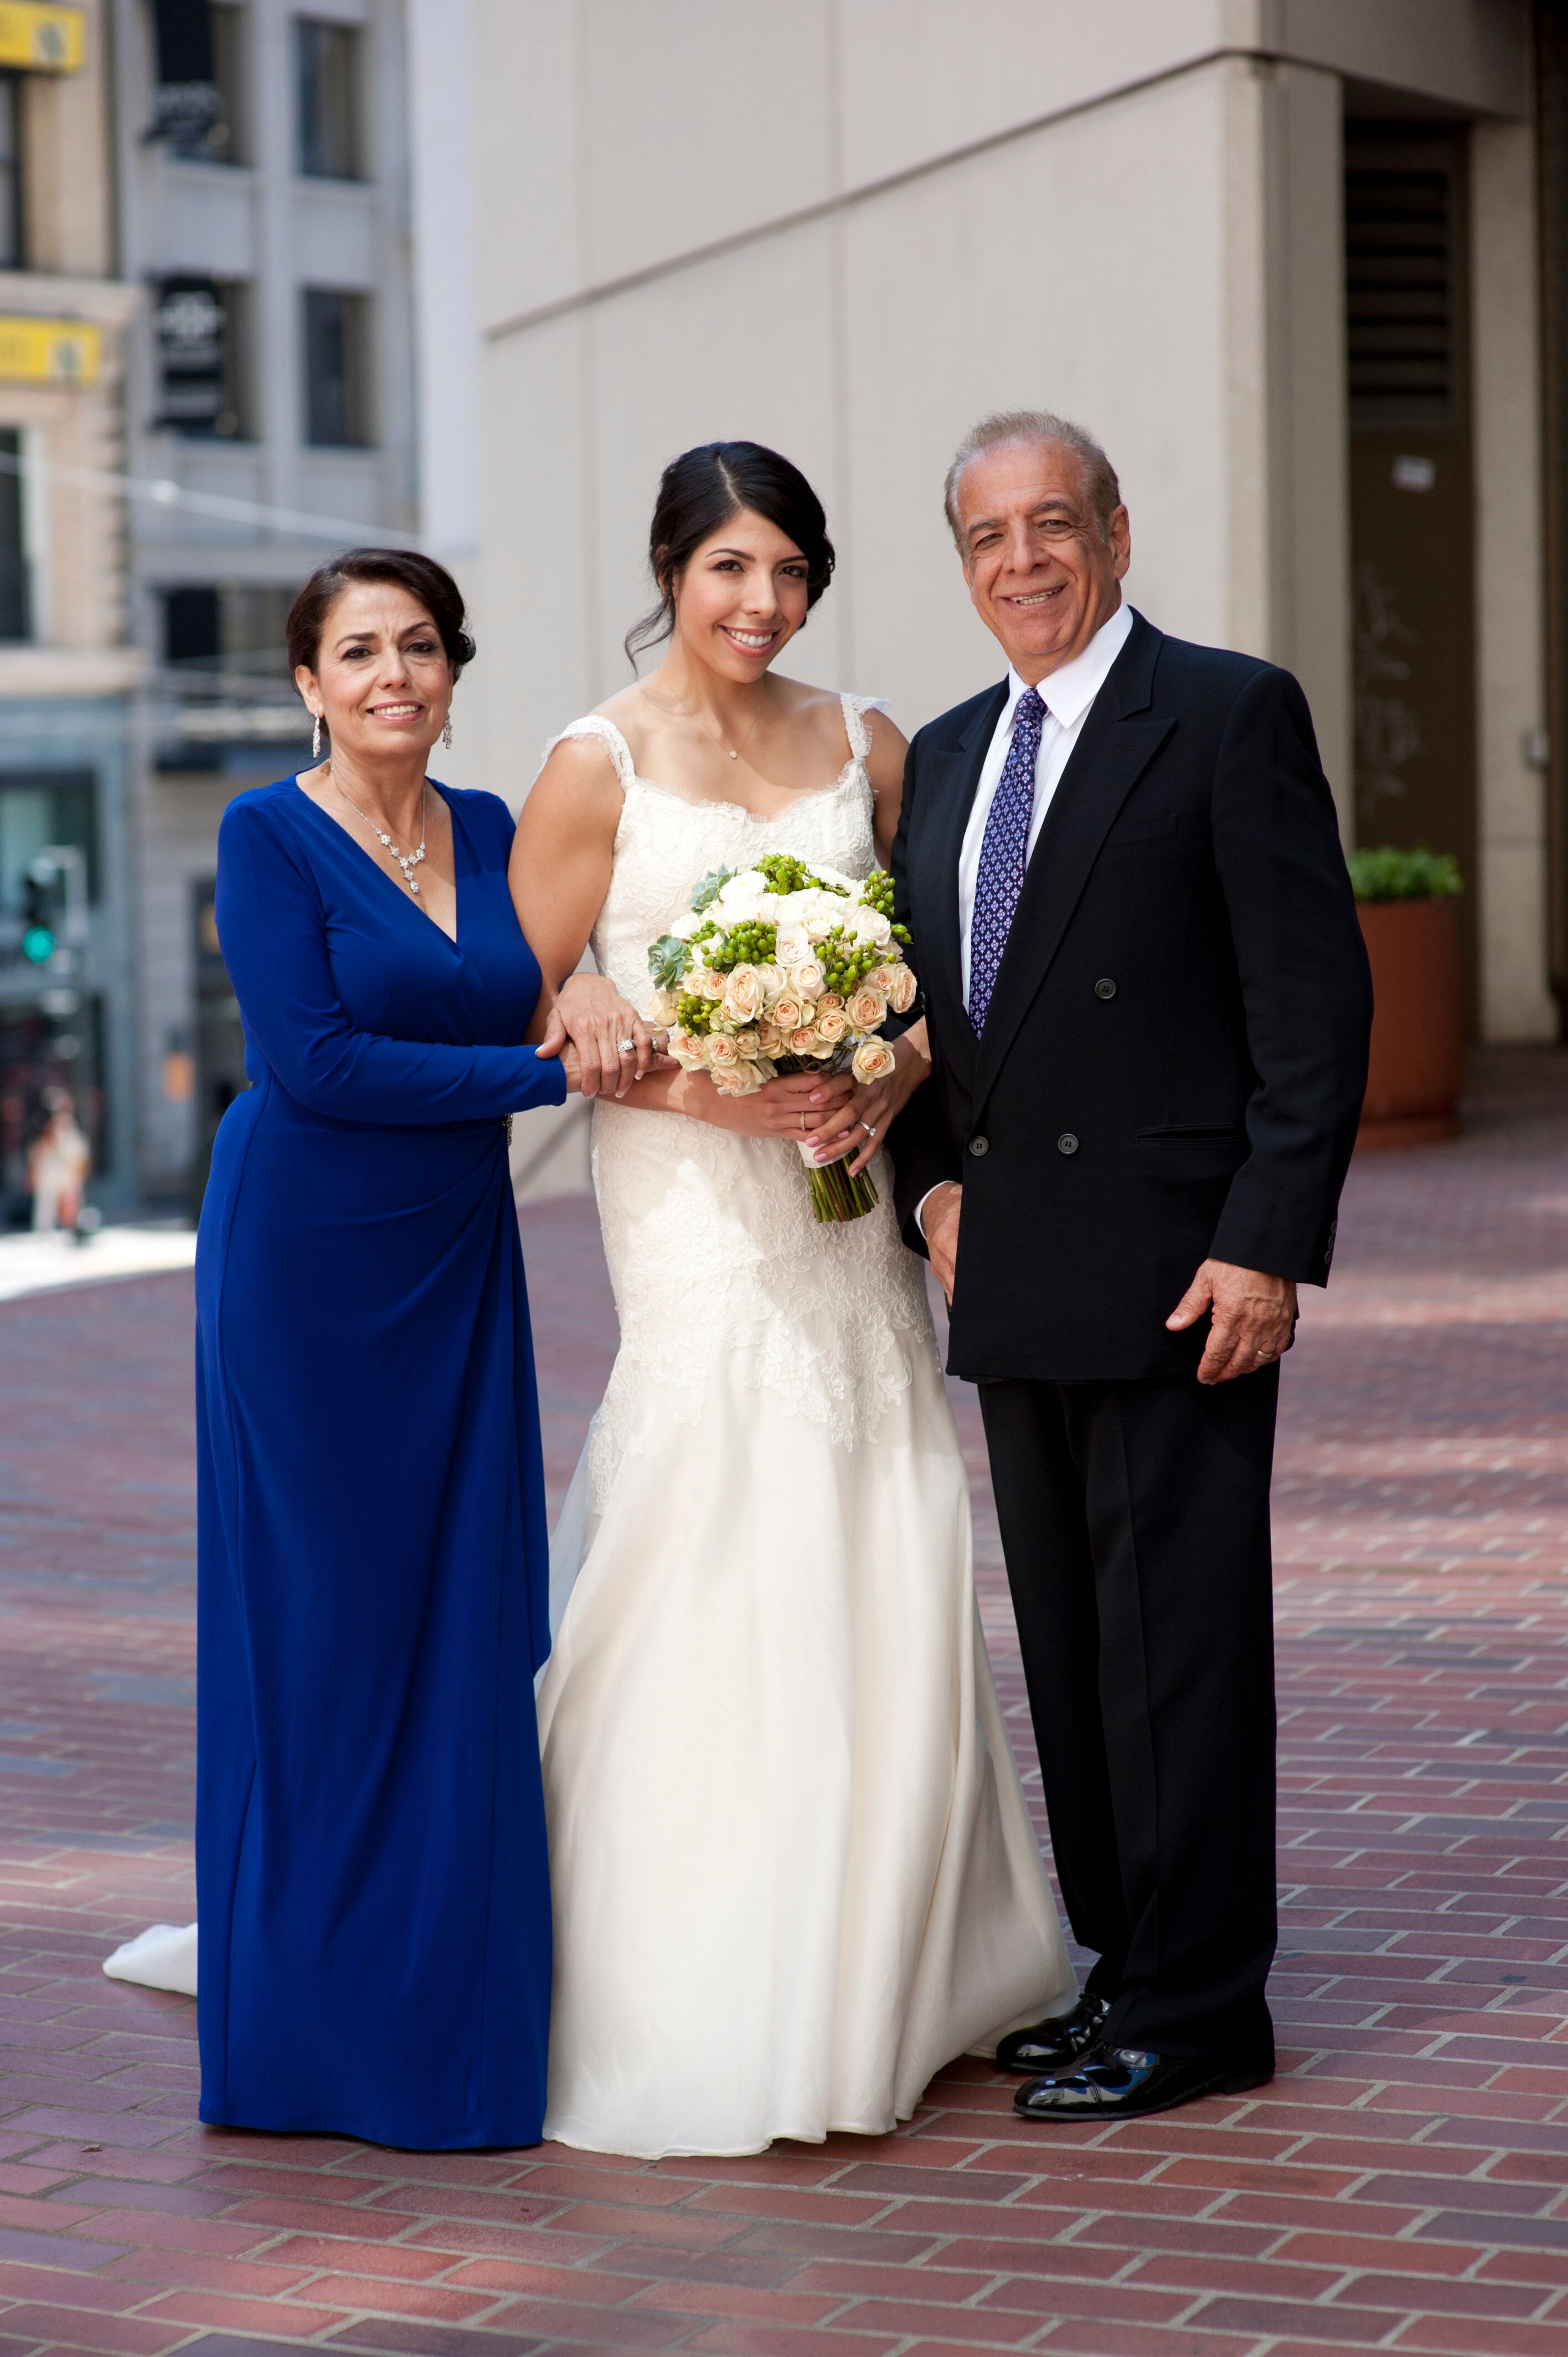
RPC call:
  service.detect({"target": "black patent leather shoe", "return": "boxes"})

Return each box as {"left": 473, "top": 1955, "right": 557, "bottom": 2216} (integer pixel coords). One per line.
{"left": 996, "top": 1991, "right": 1110, "bottom": 2076}
{"left": 1013, "top": 2044, "right": 1272, "bottom": 2123}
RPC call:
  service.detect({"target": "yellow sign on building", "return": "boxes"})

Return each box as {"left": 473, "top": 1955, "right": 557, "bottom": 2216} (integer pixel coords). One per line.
{"left": 0, "top": 315, "right": 101, "bottom": 384}
{"left": 0, "top": 3, "right": 83, "bottom": 73}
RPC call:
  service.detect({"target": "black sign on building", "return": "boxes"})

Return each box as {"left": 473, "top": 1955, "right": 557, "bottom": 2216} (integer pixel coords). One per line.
{"left": 154, "top": 276, "right": 229, "bottom": 432}
{"left": 147, "top": 0, "right": 220, "bottom": 153}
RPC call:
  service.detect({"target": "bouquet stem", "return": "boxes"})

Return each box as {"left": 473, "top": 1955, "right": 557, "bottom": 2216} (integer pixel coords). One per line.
{"left": 806, "top": 1155, "right": 880, "bottom": 1223}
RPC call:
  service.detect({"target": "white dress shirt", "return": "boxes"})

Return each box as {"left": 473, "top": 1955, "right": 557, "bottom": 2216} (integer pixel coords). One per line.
{"left": 957, "top": 600, "right": 1133, "bottom": 1006}
{"left": 916, "top": 600, "right": 1133, "bottom": 1237}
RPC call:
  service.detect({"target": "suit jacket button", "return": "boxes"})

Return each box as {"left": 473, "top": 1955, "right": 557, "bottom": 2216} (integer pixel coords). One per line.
{"left": 1058, "top": 1132, "right": 1079, "bottom": 1156}
{"left": 1095, "top": 977, "right": 1117, "bottom": 1000}
{"left": 968, "top": 1135, "right": 989, "bottom": 1157}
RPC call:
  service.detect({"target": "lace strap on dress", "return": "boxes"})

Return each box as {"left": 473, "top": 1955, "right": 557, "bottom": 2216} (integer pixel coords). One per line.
{"left": 840, "top": 694, "right": 890, "bottom": 765}
{"left": 539, "top": 714, "right": 637, "bottom": 789}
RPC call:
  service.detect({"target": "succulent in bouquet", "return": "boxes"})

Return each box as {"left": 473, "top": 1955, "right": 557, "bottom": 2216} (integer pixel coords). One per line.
{"left": 646, "top": 853, "right": 919, "bottom": 1222}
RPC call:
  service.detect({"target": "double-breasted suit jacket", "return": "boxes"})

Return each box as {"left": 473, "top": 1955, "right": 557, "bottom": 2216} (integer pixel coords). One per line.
{"left": 890, "top": 610, "right": 1373, "bottom": 1377}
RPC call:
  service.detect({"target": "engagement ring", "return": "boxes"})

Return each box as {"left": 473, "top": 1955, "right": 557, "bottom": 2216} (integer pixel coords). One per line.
{"left": 859, "top": 1120, "right": 876, "bottom": 1140}
{"left": 616, "top": 1037, "right": 636, "bottom": 1054}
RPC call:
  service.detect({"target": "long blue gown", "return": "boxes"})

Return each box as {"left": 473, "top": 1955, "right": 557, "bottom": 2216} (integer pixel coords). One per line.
{"left": 195, "top": 779, "right": 566, "bottom": 2149}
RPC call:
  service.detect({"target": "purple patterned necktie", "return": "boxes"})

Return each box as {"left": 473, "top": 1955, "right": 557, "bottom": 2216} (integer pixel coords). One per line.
{"left": 968, "top": 685, "right": 1046, "bottom": 1032}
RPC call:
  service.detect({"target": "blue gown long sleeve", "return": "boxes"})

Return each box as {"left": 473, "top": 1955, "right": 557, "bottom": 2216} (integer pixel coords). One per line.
{"left": 194, "top": 779, "right": 561, "bottom": 2150}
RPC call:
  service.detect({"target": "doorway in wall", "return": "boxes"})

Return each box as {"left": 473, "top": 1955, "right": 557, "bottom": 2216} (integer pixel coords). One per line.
{"left": 1345, "top": 122, "right": 1479, "bottom": 1027}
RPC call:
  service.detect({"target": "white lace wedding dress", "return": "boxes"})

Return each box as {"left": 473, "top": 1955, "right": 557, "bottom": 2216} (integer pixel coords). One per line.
{"left": 538, "top": 696, "right": 1074, "bottom": 2159}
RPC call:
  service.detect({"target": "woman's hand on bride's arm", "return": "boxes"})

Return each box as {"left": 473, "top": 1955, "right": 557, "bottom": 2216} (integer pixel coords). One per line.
{"left": 536, "top": 971, "right": 669, "bottom": 1101}
{"left": 811, "top": 1020, "right": 933, "bottom": 1176}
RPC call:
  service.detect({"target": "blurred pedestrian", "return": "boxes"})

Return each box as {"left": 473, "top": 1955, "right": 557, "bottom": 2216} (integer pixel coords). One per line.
{"left": 28, "top": 1089, "right": 90, "bottom": 1237}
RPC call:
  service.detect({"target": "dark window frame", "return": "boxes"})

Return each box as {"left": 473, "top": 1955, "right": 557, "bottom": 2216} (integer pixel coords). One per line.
{"left": 0, "top": 71, "right": 23, "bottom": 270}
{"left": 295, "top": 16, "right": 364, "bottom": 182}
{"left": 301, "top": 286, "right": 373, "bottom": 448}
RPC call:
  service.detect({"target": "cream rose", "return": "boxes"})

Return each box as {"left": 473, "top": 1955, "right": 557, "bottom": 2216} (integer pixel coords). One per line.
{"left": 852, "top": 1038, "right": 897, "bottom": 1084}
{"left": 667, "top": 1030, "right": 708, "bottom": 1071}
{"left": 774, "top": 922, "right": 812, "bottom": 969}
{"left": 756, "top": 1019, "right": 786, "bottom": 1057}
{"left": 692, "top": 966, "right": 727, "bottom": 1002}
{"left": 790, "top": 1026, "right": 827, "bottom": 1059}
{"left": 816, "top": 990, "right": 844, "bottom": 1013}
{"left": 789, "top": 958, "right": 826, "bottom": 1000}
{"left": 879, "top": 962, "right": 917, "bottom": 1013}
{"left": 723, "top": 963, "right": 764, "bottom": 1023}
{"left": 706, "top": 1031, "right": 741, "bottom": 1071}
{"left": 714, "top": 1056, "right": 765, "bottom": 1097}
{"left": 815, "top": 1006, "right": 849, "bottom": 1045}
{"left": 850, "top": 905, "right": 893, "bottom": 946}
{"left": 772, "top": 992, "right": 804, "bottom": 1032}
{"left": 646, "top": 986, "right": 679, "bottom": 1026}
{"left": 847, "top": 984, "right": 889, "bottom": 1031}
{"left": 755, "top": 962, "right": 787, "bottom": 1001}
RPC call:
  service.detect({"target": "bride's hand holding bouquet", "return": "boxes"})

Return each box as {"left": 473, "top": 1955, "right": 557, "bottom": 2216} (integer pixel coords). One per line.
{"left": 645, "top": 852, "right": 920, "bottom": 1221}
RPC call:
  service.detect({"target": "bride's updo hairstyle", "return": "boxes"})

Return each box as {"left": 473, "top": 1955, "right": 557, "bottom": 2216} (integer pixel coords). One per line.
{"left": 625, "top": 440, "right": 836, "bottom": 666}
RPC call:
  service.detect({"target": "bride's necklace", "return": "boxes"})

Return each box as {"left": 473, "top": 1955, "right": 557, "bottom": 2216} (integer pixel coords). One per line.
{"left": 328, "top": 765, "right": 429, "bottom": 896}
{"left": 649, "top": 685, "right": 765, "bottom": 764}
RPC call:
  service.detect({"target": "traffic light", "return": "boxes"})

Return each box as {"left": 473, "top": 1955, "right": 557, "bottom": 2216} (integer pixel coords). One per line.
{"left": 22, "top": 871, "right": 56, "bottom": 965}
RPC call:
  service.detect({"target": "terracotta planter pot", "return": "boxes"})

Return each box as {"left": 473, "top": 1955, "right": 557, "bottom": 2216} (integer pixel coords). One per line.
{"left": 1356, "top": 897, "right": 1463, "bottom": 1150}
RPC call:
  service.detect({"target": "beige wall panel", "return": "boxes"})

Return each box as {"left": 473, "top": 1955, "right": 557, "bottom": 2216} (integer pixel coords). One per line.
{"left": 580, "top": 229, "right": 845, "bottom": 708}
{"left": 571, "top": 2, "right": 835, "bottom": 290}
{"left": 474, "top": 0, "right": 579, "bottom": 327}
{"left": 838, "top": 65, "right": 1233, "bottom": 730}
{"left": 1470, "top": 120, "right": 1555, "bottom": 1042}
{"left": 1279, "top": 0, "right": 1529, "bottom": 120}
{"left": 838, "top": 0, "right": 1225, "bottom": 190}
{"left": 469, "top": 316, "right": 593, "bottom": 807}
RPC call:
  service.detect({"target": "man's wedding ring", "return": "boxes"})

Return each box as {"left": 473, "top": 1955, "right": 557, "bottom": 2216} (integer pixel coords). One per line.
{"left": 616, "top": 1037, "right": 636, "bottom": 1054}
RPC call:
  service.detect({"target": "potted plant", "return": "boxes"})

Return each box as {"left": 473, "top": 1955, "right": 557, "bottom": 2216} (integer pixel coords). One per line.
{"left": 1349, "top": 846, "right": 1464, "bottom": 1149}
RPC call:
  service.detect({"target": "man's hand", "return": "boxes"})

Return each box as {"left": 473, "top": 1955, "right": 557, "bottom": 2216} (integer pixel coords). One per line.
{"left": 1167, "top": 1259, "right": 1297, "bottom": 1385}
{"left": 923, "top": 1182, "right": 962, "bottom": 1304}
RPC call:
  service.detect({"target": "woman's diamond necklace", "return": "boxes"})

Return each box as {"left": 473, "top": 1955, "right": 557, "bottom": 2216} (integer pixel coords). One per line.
{"left": 329, "top": 768, "right": 429, "bottom": 896}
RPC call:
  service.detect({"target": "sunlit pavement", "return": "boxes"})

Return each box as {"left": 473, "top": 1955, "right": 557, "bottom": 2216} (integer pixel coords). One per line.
{"left": 0, "top": 1051, "right": 1565, "bottom": 2357}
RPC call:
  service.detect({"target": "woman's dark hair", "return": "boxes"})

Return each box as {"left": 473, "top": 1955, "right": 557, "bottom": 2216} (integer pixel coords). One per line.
{"left": 286, "top": 547, "right": 477, "bottom": 679}
{"left": 625, "top": 441, "right": 835, "bottom": 666}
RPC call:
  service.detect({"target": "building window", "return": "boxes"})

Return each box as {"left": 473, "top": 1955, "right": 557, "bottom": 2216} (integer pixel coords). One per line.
{"left": 296, "top": 17, "right": 362, "bottom": 180}
{"left": 153, "top": 276, "right": 251, "bottom": 438}
{"left": 163, "top": 583, "right": 291, "bottom": 678}
{"left": 302, "top": 288, "right": 371, "bottom": 446}
{"left": 0, "top": 429, "right": 30, "bottom": 642}
{"left": 210, "top": 3, "right": 249, "bottom": 164}
{"left": 0, "top": 75, "right": 20, "bottom": 267}
{"left": 0, "top": 775, "right": 98, "bottom": 923}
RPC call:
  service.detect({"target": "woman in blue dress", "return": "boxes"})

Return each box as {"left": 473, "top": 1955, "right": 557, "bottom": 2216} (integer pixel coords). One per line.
{"left": 188, "top": 549, "right": 580, "bottom": 2148}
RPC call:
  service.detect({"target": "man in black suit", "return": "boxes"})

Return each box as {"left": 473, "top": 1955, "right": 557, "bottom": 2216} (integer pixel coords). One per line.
{"left": 888, "top": 410, "right": 1372, "bottom": 2122}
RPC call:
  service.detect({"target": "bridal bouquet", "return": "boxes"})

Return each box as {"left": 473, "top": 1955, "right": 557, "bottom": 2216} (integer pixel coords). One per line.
{"left": 646, "top": 852, "right": 918, "bottom": 1222}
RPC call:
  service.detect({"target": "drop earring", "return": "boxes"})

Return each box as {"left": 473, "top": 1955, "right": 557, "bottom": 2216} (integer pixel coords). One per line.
{"left": 312, "top": 713, "right": 322, "bottom": 760}
{"left": 442, "top": 714, "right": 453, "bottom": 750}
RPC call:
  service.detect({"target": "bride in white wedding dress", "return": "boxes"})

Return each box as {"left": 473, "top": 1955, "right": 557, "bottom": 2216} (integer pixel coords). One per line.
{"left": 514, "top": 441, "right": 1072, "bottom": 2160}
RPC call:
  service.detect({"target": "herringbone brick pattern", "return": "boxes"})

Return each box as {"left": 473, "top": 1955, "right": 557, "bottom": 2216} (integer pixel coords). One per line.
{"left": 0, "top": 1049, "right": 1564, "bottom": 2356}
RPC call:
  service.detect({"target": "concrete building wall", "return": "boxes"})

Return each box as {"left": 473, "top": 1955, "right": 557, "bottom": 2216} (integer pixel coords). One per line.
{"left": 465, "top": 0, "right": 1550, "bottom": 1048}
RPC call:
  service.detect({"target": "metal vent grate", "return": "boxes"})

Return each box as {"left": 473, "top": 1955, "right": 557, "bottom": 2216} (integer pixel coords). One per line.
{"left": 1345, "top": 156, "right": 1456, "bottom": 427}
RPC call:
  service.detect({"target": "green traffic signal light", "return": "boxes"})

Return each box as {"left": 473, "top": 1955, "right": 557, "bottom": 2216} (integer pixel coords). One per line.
{"left": 21, "top": 926, "right": 55, "bottom": 965}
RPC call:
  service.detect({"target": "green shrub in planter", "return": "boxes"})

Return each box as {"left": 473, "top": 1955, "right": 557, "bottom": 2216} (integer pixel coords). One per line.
{"left": 1347, "top": 846, "right": 1463, "bottom": 902}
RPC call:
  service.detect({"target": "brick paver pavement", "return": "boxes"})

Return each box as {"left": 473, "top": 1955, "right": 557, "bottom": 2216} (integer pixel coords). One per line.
{"left": 0, "top": 1049, "right": 1565, "bottom": 2357}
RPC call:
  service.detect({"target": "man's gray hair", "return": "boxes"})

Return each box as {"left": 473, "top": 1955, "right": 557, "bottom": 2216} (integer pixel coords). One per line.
{"left": 943, "top": 410, "right": 1122, "bottom": 547}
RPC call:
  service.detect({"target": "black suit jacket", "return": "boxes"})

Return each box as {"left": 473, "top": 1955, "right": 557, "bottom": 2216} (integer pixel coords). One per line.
{"left": 888, "top": 609, "right": 1373, "bottom": 1383}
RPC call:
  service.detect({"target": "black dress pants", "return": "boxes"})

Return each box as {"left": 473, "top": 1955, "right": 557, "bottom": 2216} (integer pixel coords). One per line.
{"left": 978, "top": 1366, "right": 1279, "bottom": 2068}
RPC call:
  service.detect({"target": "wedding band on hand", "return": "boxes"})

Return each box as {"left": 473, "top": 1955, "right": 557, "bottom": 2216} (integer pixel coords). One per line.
{"left": 616, "top": 1037, "right": 636, "bottom": 1054}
